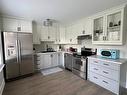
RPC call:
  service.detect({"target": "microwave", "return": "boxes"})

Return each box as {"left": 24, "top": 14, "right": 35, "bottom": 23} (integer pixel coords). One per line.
{"left": 100, "top": 49, "right": 120, "bottom": 59}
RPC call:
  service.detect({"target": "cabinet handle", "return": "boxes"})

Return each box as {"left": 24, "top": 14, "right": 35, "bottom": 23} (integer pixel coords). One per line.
{"left": 105, "top": 36, "right": 106, "bottom": 41}
{"left": 103, "top": 80, "right": 108, "bottom": 84}
{"left": 94, "top": 68, "right": 98, "bottom": 70}
{"left": 70, "top": 39, "right": 72, "bottom": 42}
{"left": 93, "top": 76, "right": 98, "bottom": 79}
{"left": 103, "top": 71, "right": 109, "bottom": 74}
{"left": 82, "top": 30, "right": 85, "bottom": 34}
{"left": 37, "top": 63, "right": 40, "bottom": 65}
{"left": 59, "top": 40, "right": 60, "bottom": 42}
{"left": 103, "top": 63, "right": 109, "bottom": 66}
{"left": 48, "top": 36, "right": 50, "bottom": 39}
{"left": 103, "top": 36, "right": 105, "bottom": 40}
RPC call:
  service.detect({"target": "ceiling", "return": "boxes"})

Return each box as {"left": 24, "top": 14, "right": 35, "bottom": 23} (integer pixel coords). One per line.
{"left": 0, "top": 0, "right": 127, "bottom": 24}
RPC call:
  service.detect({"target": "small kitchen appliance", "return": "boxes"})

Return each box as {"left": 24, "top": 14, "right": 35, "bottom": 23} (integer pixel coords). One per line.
{"left": 100, "top": 49, "right": 120, "bottom": 59}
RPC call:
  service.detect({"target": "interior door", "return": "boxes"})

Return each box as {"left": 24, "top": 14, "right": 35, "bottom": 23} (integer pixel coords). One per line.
{"left": 18, "top": 33, "right": 34, "bottom": 75}
{"left": 3, "top": 32, "right": 20, "bottom": 79}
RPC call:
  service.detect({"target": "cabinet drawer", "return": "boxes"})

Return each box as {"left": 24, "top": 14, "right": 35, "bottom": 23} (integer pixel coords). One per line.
{"left": 89, "top": 58, "right": 120, "bottom": 70}
{"left": 100, "top": 74, "right": 119, "bottom": 94}
{"left": 36, "top": 64, "right": 42, "bottom": 69}
{"left": 89, "top": 71, "right": 102, "bottom": 86}
{"left": 36, "top": 57, "right": 41, "bottom": 61}
{"left": 89, "top": 72, "right": 119, "bottom": 94}
{"left": 89, "top": 64, "right": 119, "bottom": 81}
{"left": 36, "top": 61, "right": 41, "bottom": 65}
{"left": 89, "top": 63, "right": 101, "bottom": 74}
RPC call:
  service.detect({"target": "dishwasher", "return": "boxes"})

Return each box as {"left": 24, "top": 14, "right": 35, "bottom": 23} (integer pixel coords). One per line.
{"left": 64, "top": 53, "right": 73, "bottom": 71}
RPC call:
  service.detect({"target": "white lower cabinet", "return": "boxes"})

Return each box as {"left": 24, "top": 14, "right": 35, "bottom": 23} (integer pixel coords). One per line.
{"left": 88, "top": 56, "right": 127, "bottom": 95}
{"left": 36, "top": 53, "right": 59, "bottom": 70}
{"left": 51, "top": 53, "right": 58, "bottom": 67}
{"left": 89, "top": 71, "right": 119, "bottom": 94}
{"left": 42, "top": 54, "right": 52, "bottom": 69}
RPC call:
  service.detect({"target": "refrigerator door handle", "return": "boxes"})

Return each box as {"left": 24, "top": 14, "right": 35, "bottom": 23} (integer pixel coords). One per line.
{"left": 18, "top": 40, "right": 22, "bottom": 63}
{"left": 16, "top": 40, "right": 19, "bottom": 63}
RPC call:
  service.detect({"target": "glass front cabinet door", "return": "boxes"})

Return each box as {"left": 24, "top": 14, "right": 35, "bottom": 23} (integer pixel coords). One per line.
{"left": 93, "top": 16, "right": 105, "bottom": 43}
{"left": 92, "top": 5, "right": 127, "bottom": 45}
{"left": 105, "top": 10, "right": 123, "bottom": 44}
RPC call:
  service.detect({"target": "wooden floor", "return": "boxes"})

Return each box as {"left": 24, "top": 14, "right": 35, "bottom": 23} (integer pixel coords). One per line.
{"left": 3, "top": 70, "right": 115, "bottom": 95}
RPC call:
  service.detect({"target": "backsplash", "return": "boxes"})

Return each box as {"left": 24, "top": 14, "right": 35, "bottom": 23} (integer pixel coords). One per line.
{"left": 34, "top": 37, "right": 127, "bottom": 58}
{"left": 33, "top": 42, "right": 59, "bottom": 52}
{"left": 64, "top": 38, "right": 127, "bottom": 58}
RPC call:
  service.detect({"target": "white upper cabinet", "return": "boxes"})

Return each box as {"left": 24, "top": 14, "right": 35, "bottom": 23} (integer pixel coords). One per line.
{"left": 59, "top": 27, "right": 66, "bottom": 44}
{"left": 92, "top": 5, "right": 127, "bottom": 45}
{"left": 41, "top": 26, "right": 49, "bottom": 41}
{"left": 49, "top": 26, "right": 57, "bottom": 41}
{"left": 0, "top": 16, "right": 3, "bottom": 30}
{"left": 3, "top": 17, "right": 32, "bottom": 33}
{"left": 32, "top": 21, "right": 41, "bottom": 44}
{"left": 65, "top": 25, "right": 78, "bottom": 44}
{"left": 19, "top": 20, "right": 32, "bottom": 33}
{"left": 41, "top": 24, "right": 58, "bottom": 42}
{"left": 3, "top": 18, "right": 18, "bottom": 32}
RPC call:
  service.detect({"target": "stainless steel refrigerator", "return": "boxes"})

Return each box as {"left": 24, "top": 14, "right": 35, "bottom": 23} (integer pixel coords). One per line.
{"left": 2, "top": 32, "right": 34, "bottom": 79}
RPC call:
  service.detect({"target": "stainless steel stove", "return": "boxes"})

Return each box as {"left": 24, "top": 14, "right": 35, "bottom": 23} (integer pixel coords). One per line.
{"left": 72, "top": 48, "right": 97, "bottom": 80}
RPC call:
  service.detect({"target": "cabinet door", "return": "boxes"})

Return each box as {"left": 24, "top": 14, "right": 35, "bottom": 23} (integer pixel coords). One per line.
{"left": 105, "top": 10, "right": 123, "bottom": 44}
{"left": 59, "top": 27, "right": 66, "bottom": 44}
{"left": 84, "top": 18, "right": 92, "bottom": 35}
{"left": 92, "top": 16, "right": 105, "bottom": 43}
{"left": 0, "top": 16, "right": 2, "bottom": 30}
{"left": 32, "top": 22, "right": 40, "bottom": 44}
{"left": 3, "top": 18, "right": 18, "bottom": 32}
{"left": 43, "top": 54, "right": 52, "bottom": 69}
{"left": 20, "top": 20, "right": 32, "bottom": 33}
{"left": 58, "top": 52, "right": 64, "bottom": 67}
{"left": 49, "top": 26, "right": 56, "bottom": 41}
{"left": 41, "top": 26, "right": 49, "bottom": 41}
{"left": 51, "top": 53, "right": 58, "bottom": 67}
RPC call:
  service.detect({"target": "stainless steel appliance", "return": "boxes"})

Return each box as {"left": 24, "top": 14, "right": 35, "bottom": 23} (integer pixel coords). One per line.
{"left": 64, "top": 53, "right": 73, "bottom": 71}
{"left": 2, "top": 32, "right": 34, "bottom": 80}
{"left": 72, "top": 48, "right": 97, "bottom": 80}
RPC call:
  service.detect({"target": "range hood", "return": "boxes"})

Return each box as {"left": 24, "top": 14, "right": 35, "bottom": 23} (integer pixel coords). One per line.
{"left": 77, "top": 34, "right": 92, "bottom": 40}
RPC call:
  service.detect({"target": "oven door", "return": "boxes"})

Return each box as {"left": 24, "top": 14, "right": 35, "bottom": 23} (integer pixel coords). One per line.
{"left": 73, "top": 57, "right": 86, "bottom": 72}
{"left": 72, "top": 57, "right": 87, "bottom": 79}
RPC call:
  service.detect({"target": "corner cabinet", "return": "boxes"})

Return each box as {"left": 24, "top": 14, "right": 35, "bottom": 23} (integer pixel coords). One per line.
{"left": 92, "top": 5, "right": 127, "bottom": 45}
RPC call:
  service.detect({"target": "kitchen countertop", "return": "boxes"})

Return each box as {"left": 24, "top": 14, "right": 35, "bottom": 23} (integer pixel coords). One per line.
{"left": 36, "top": 51, "right": 74, "bottom": 55}
{"left": 88, "top": 55, "right": 127, "bottom": 64}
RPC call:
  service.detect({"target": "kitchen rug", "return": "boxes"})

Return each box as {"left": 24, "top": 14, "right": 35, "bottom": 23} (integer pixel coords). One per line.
{"left": 41, "top": 67, "right": 63, "bottom": 76}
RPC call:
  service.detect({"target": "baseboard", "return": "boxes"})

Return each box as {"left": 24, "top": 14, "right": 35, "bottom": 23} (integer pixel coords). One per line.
{"left": 0, "top": 79, "right": 5, "bottom": 95}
